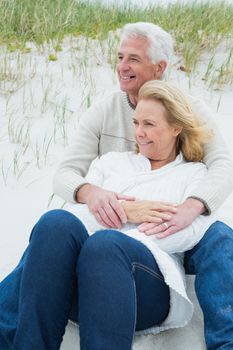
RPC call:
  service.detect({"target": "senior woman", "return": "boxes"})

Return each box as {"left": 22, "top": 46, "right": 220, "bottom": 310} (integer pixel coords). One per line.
{"left": 0, "top": 80, "right": 216, "bottom": 350}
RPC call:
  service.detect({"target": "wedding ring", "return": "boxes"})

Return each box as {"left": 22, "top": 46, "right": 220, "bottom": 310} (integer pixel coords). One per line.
{"left": 163, "top": 222, "right": 169, "bottom": 229}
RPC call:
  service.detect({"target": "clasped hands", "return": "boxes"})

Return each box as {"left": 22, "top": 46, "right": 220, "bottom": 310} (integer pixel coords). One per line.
{"left": 77, "top": 184, "right": 205, "bottom": 238}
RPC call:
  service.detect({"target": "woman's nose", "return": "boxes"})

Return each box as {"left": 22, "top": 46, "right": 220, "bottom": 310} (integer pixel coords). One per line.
{"left": 135, "top": 125, "right": 145, "bottom": 137}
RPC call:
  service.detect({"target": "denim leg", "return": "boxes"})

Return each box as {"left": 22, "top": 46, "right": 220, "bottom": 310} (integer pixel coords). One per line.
{"left": 0, "top": 219, "right": 57, "bottom": 348}
{"left": 78, "top": 230, "right": 170, "bottom": 350}
{"left": 0, "top": 249, "right": 28, "bottom": 349}
{"left": 0, "top": 218, "right": 60, "bottom": 348}
{"left": 12, "top": 209, "right": 89, "bottom": 350}
{"left": 184, "top": 221, "right": 233, "bottom": 350}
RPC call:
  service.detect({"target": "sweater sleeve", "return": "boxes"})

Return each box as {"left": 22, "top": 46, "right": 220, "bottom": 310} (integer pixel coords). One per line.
{"left": 53, "top": 103, "right": 103, "bottom": 203}
{"left": 126, "top": 163, "right": 216, "bottom": 254}
{"left": 153, "top": 214, "right": 216, "bottom": 254}
{"left": 155, "top": 165, "right": 216, "bottom": 254}
{"left": 186, "top": 97, "right": 233, "bottom": 213}
{"left": 84, "top": 157, "right": 106, "bottom": 187}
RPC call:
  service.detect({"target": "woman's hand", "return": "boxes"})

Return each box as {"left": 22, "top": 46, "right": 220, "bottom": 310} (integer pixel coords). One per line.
{"left": 138, "top": 198, "right": 205, "bottom": 238}
{"left": 121, "top": 200, "right": 178, "bottom": 224}
{"left": 76, "top": 184, "right": 134, "bottom": 228}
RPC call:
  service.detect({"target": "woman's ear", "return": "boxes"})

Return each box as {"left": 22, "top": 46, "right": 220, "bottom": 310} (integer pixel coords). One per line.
{"left": 173, "top": 125, "right": 182, "bottom": 137}
{"left": 154, "top": 61, "right": 167, "bottom": 80}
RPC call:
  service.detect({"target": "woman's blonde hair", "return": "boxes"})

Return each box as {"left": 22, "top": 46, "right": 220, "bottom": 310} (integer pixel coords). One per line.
{"left": 138, "top": 80, "right": 213, "bottom": 162}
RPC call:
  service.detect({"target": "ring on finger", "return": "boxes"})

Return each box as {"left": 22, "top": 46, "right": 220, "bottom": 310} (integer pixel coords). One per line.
{"left": 163, "top": 222, "right": 169, "bottom": 229}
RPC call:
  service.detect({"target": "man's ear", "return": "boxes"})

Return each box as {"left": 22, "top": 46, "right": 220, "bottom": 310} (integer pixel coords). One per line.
{"left": 154, "top": 61, "right": 167, "bottom": 79}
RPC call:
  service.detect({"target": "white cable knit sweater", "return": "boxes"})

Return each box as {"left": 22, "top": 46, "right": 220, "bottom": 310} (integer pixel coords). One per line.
{"left": 53, "top": 90, "right": 233, "bottom": 212}
{"left": 65, "top": 152, "right": 217, "bottom": 334}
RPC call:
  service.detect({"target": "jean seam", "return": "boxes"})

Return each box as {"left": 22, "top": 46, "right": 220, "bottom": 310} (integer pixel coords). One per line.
{"left": 130, "top": 279, "right": 137, "bottom": 350}
{"left": 132, "top": 262, "right": 164, "bottom": 282}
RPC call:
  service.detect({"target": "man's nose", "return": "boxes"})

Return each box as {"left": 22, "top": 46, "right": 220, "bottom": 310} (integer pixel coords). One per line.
{"left": 118, "top": 59, "right": 130, "bottom": 71}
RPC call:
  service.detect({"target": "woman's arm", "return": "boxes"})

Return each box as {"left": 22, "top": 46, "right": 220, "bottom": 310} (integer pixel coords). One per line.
{"left": 121, "top": 200, "right": 178, "bottom": 224}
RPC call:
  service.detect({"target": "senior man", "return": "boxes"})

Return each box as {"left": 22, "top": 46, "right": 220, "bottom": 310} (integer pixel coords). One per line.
{"left": 54, "top": 23, "right": 233, "bottom": 349}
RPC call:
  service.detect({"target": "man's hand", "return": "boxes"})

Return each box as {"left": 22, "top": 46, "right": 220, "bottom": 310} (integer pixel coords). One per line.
{"left": 122, "top": 200, "right": 178, "bottom": 224}
{"left": 138, "top": 198, "right": 206, "bottom": 238}
{"left": 76, "top": 184, "right": 134, "bottom": 228}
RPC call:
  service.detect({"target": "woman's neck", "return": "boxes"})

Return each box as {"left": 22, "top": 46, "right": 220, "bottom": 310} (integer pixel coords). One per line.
{"left": 149, "top": 152, "right": 177, "bottom": 170}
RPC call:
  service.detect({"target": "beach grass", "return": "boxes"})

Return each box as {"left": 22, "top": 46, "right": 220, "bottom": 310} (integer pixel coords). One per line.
{"left": 0, "top": 0, "right": 233, "bottom": 181}
{"left": 0, "top": 0, "right": 233, "bottom": 75}
{"left": 0, "top": 1, "right": 233, "bottom": 51}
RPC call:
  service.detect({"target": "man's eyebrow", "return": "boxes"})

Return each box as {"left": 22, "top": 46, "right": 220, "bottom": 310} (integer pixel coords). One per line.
{"left": 129, "top": 54, "right": 141, "bottom": 59}
{"left": 117, "top": 52, "right": 141, "bottom": 59}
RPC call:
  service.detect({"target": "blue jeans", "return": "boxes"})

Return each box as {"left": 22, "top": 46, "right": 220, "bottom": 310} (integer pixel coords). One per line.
{"left": 0, "top": 209, "right": 169, "bottom": 350}
{"left": 184, "top": 221, "right": 233, "bottom": 349}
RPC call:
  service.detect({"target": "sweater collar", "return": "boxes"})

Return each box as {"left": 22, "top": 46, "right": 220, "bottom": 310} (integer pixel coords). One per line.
{"left": 126, "top": 94, "right": 136, "bottom": 110}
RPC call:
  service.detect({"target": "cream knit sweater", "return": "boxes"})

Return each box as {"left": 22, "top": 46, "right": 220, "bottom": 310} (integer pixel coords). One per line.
{"left": 53, "top": 91, "right": 233, "bottom": 212}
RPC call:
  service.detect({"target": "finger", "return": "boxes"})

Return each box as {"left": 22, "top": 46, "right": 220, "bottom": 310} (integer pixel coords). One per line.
{"left": 156, "top": 226, "right": 177, "bottom": 239}
{"left": 95, "top": 212, "right": 111, "bottom": 228}
{"left": 99, "top": 207, "right": 117, "bottom": 228}
{"left": 144, "top": 222, "right": 169, "bottom": 235}
{"left": 155, "top": 201, "right": 178, "bottom": 206}
{"left": 110, "top": 198, "right": 128, "bottom": 224}
{"left": 116, "top": 194, "right": 135, "bottom": 201}
{"left": 137, "top": 222, "right": 150, "bottom": 230}
{"left": 154, "top": 205, "right": 178, "bottom": 213}
{"left": 143, "top": 215, "right": 163, "bottom": 224}
{"left": 150, "top": 211, "right": 172, "bottom": 220}
{"left": 138, "top": 222, "right": 157, "bottom": 232}
{"left": 103, "top": 203, "right": 122, "bottom": 228}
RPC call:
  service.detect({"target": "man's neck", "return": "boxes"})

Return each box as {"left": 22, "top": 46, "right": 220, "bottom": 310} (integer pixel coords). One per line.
{"left": 127, "top": 94, "right": 138, "bottom": 108}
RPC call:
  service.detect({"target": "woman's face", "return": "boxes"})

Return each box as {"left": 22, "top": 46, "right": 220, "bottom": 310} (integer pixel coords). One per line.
{"left": 133, "top": 99, "right": 181, "bottom": 163}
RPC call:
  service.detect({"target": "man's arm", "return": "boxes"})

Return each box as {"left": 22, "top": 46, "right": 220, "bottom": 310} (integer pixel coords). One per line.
{"left": 138, "top": 160, "right": 222, "bottom": 238}
{"left": 53, "top": 105, "right": 130, "bottom": 227}
{"left": 138, "top": 198, "right": 205, "bottom": 238}
{"left": 53, "top": 104, "right": 102, "bottom": 203}
{"left": 187, "top": 96, "right": 233, "bottom": 213}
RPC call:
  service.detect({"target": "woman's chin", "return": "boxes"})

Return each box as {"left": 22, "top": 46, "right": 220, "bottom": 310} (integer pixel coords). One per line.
{"left": 139, "top": 150, "right": 151, "bottom": 159}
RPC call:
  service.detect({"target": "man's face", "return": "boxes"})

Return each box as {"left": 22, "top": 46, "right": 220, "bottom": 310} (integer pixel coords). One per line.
{"left": 117, "top": 37, "right": 164, "bottom": 100}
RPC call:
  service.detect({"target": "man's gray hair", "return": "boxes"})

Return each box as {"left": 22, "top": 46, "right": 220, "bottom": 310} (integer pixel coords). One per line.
{"left": 121, "top": 22, "right": 174, "bottom": 65}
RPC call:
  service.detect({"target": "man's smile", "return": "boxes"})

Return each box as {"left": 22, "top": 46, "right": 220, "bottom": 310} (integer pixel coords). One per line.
{"left": 120, "top": 75, "right": 136, "bottom": 81}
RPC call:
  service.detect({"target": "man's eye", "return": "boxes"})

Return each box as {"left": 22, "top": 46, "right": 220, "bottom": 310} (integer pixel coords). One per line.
{"left": 118, "top": 56, "right": 123, "bottom": 60}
